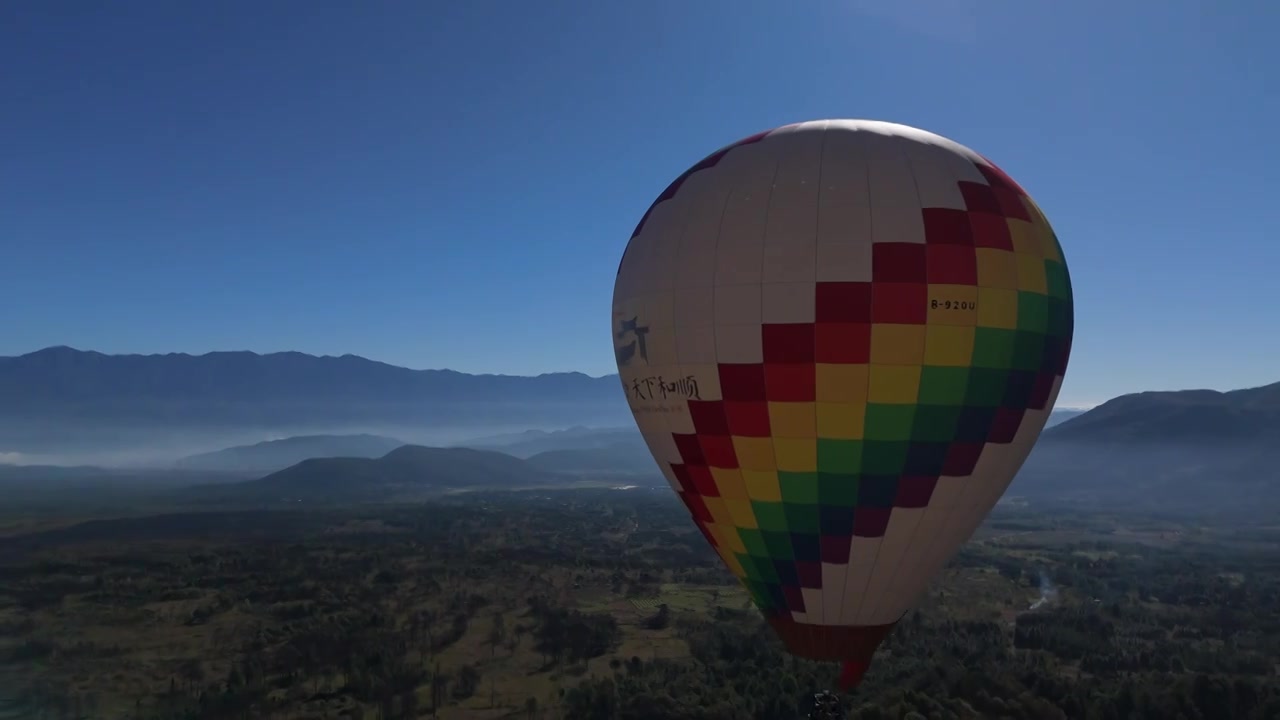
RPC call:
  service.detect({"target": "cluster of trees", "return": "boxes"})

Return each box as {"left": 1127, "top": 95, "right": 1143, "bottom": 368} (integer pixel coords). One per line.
{"left": 526, "top": 597, "right": 623, "bottom": 666}
{"left": 561, "top": 607, "right": 1280, "bottom": 719}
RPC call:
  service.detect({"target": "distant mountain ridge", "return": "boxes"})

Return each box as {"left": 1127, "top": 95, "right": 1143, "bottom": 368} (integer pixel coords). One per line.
{"left": 1044, "top": 381, "right": 1280, "bottom": 444}
{"left": 1006, "top": 380, "right": 1280, "bottom": 520}
{"left": 6, "top": 345, "right": 1279, "bottom": 519}
{"left": 0, "top": 347, "right": 617, "bottom": 409}
{"left": 0, "top": 348, "right": 630, "bottom": 457}
{"left": 176, "top": 434, "right": 407, "bottom": 473}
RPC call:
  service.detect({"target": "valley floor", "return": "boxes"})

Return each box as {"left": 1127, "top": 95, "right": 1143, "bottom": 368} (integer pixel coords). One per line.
{"left": 0, "top": 490, "right": 1278, "bottom": 719}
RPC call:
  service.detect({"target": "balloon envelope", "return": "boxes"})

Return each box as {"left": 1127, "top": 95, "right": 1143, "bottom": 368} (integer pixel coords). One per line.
{"left": 611, "top": 120, "right": 1072, "bottom": 686}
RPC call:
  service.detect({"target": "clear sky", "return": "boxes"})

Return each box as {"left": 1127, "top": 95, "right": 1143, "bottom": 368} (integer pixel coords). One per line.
{"left": 2, "top": 0, "right": 1276, "bottom": 407}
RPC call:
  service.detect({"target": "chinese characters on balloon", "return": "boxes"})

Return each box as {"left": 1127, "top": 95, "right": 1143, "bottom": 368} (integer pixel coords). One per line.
{"left": 625, "top": 374, "right": 701, "bottom": 402}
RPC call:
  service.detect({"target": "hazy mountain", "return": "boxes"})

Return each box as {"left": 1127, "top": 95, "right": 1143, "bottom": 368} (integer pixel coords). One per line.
{"left": 526, "top": 441, "right": 660, "bottom": 476}
{"left": 0, "top": 347, "right": 1092, "bottom": 465}
{"left": 226, "top": 444, "right": 568, "bottom": 502}
{"left": 175, "top": 434, "right": 406, "bottom": 473}
{"left": 1043, "top": 408, "right": 1086, "bottom": 428}
{"left": 1012, "top": 439, "right": 1279, "bottom": 520}
{"left": 1008, "top": 381, "right": 1280, "bottom": 519}
{"left": 455, "top": 426, "right": 601, "bottom": 448}
{"left": 0, "top": 347, "right": 629, "bottom": 461}
{"left": 1044, "top": 381, "right": 1280, "bottom": 444}
{"left": 7, "top": 343, "right": 1274, "bottom": 517}
{"left": 0, "top": 347, "right": 620, "bottom": 420}
{"left": 457, "top": 426, "right": 641, "bottom": 458}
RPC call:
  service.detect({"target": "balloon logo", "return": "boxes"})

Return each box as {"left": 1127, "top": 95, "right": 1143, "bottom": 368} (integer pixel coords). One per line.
{"left": 611, "top": 120, "right": 1073, "bottom": 688}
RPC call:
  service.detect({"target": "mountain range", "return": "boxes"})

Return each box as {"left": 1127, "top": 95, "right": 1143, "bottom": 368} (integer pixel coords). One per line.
{"left": 2, "top": 347, "right": 1277, "bottom": 520}
{"left": 0, "top": 347, "right": 629, "bottom": 463}
{"left": 0, "top": 347, "right": 621, "bottom": 421}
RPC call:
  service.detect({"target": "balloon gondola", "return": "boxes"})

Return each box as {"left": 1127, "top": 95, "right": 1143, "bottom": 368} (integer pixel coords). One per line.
{"left": 611, "top": 120, "right": 1073, "bottom": 689}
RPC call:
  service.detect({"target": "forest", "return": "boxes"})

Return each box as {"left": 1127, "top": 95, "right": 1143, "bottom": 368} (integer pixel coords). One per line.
{"left": 0, "top": 488, "right": 1277, "bottom": 719}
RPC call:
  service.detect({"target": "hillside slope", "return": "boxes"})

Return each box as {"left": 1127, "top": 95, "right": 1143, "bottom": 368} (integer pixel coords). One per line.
{"left": 176, "top": 434, "right": 406, "bottom": 472}
{"left": 1045, "top": 381, "right": 1280, "bottom": 444}
{"left": 228, "top": 445, "right": 568, "bottom": 502}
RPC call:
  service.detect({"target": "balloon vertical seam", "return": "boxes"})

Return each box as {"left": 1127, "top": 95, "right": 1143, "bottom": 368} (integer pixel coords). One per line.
{"left": 810, "top": 121, "right": 833, "bottom": 627}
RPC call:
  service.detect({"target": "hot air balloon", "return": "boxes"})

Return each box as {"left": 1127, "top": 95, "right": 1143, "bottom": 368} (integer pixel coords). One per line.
{"left": 611, "top": 120, "right": 1072, "bottom": 689}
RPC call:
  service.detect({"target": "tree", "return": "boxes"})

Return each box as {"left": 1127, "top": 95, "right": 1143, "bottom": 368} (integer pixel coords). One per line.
{"left": 401, "top": 689, "right": 418, "bottom": 719}
{"left": 489, "top": 611, "right": 507, "bottom": 659}
{"left": 455, "top": 664, "right": 481, "bottom": 699}
{"left": 430, "top": 663, "right": 450, "bottom": 718}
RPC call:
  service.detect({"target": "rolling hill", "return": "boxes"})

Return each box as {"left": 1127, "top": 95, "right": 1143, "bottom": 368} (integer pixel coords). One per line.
{"left": 1043, "top": 381, "right": 1280, "bottom": 444}
{"left": 175, "top": 434, "right": 407, "bottom": 473}
{"left": 1011, "top": 380, "right": 1280, "bottom": 519}
{"left": 226, "top": 444, "right": 570, "bottom": 502}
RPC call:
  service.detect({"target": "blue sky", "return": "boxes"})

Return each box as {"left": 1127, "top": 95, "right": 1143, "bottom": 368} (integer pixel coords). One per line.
{"left": 2, "top": 0, "right": 1276, "bottom": 407}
